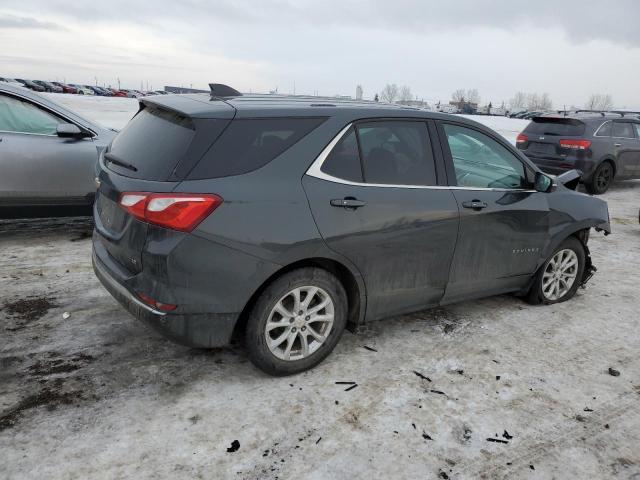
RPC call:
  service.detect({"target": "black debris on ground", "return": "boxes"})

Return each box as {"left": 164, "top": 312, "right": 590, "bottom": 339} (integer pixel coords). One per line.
{"left": 430, "top": 389, "right": 446, "bottom": 395}
{"left": 486, "top": 438, "right": 509, "bottom": 444}
{"left": 456, "top": 369, "right": 464, "bottom": 375}
{"left": 496, "top": 375, "right": 501, "bottom": 380}
{"left": 2, "top": 297, "right": 58, "bottom": 331}
{"left": 335, "top": 381, "right": 356, "bottom": 385}
{"left": 344, "top": 384, "right": 358, "bottom": 392}
{"left": 362, "top": 345, "right": 377, "bottom": 352}
{"left": 412, "top": 423, "right": 416, "bottom": 429}
{"left": 502, "top": 430, "right": 513, "bottom": 440}
{"left": 422, "top": 431, "right": 433, "bottom": 440}
{"left": 413, "top": 371, "right": 431, "bottom": 382}
{"left": 608, "top": 367, "right": 620, "bottom": 377}
{"left": 605, "top": 424, "right": 610, "bottom": 429}
{"left": 438, "top": 470, "right": 449, "bottom": 479}
{"left": 0, "top": 388, "right": 82, "bottom": 431}
{"left": 584, "top": 407, "right": 594, "bottom": 412}
{"left": 530, "top": 464, "right": 535, "bottom": 470}
{"left": 575, "top": 415, "right": 587, "bottom": 423}
{"left": 315, "top": 437, "right": 321, "bottom": 444}
{"left": 226, "top": 440, "right": 240, "bottom": 453}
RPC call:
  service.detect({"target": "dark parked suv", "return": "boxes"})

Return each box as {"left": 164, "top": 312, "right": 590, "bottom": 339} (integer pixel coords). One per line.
{"left": 93, "top": 85, "right": 610, "bottom": 375}
{"left": 516, "top": 114, "right": 640, "bottom": 194}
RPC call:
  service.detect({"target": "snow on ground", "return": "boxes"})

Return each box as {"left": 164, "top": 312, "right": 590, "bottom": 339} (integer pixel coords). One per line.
{"left": 43, "top": 93, "right": 530, "bottom": 143}
{"left": 1, "top": 183, "right": 639, "bottom": 479}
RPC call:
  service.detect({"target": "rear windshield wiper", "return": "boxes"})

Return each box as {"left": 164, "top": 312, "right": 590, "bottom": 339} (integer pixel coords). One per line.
{"left": 104, "top": 152, "right": 138, "bottom": 172}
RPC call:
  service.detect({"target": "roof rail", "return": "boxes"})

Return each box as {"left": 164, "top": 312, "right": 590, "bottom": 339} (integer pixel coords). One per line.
{"left": 209, "top": 83, "right": 242, "bottom": 97}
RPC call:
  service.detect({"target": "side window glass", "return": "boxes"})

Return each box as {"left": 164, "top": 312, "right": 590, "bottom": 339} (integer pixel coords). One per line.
{"left": 356, "top": 121, "right": 436, "bottom": 186}
{"left": 320, "top": 127, "right": 363, "bottom": 182}
{"left": 0, "top": 94, "right": 64, "bottom": 135}
{"left": 443, "top": 124, "right": 526, "bottom": 189}
{"left": 595, "top": 121, "right": 611, "bottom": 137}
{"left": 612, "top": 122, "right": 635, "bottom": 138}
{"left": 634, "top": 124, "right": 640, "bottom": 140}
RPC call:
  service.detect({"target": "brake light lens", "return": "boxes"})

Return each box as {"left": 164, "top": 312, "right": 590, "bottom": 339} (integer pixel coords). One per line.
{"left": 516, "top": 133, "right": 528, "bottom": 144}
{"left": 118, "top": 192, "right": 223, "bottom": 232}
{"left": 136, "top": 292, "right": 177, "bottom": 312}
{"left": 559, "top": 139, "right": 591, "bottom": 150}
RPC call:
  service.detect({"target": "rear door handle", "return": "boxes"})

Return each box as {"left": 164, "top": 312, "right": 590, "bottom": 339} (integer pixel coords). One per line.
{"left": 462, "top": 200, "right": 488, "bottom": 210}
{"left": 330, "top": 198, "right": 366, "bottom": 209}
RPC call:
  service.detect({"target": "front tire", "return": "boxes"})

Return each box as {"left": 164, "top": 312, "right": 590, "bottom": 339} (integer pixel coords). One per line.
{"left": 526, "top": 236, "right": 585, "bottom": 305}
{"left": 585, "top": 161, "right": 614, "bottom": 194}
{"left": 245, "top": 267, "right": 348, "bottom": 376}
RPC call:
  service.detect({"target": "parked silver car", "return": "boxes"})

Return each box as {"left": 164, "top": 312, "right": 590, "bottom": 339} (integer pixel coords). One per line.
{"left": 0, "top": 83, "right": 116, "bottom": 217}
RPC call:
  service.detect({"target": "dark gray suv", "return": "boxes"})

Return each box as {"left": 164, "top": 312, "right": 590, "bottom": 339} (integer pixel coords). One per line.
{"left": 516, "top": 113, "right": 640, "bottom": 194}
{"left": 92, "top": 86, "right": 610, "bottom": 375}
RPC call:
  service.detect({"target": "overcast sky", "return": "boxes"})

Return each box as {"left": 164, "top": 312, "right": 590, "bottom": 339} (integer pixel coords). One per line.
{"left": 2, "top": 1, "right": 639, "bottom": 108}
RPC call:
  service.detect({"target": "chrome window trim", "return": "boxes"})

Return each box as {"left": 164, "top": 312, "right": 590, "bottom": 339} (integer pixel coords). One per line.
{"left": 0, "top": 129, "right": 58, "bottom": 137}
{"left": 594, "top": 120, "right": 612, "bottom": 137}
{"left": 305, "top": 122, "right": 537, "bottom": 193}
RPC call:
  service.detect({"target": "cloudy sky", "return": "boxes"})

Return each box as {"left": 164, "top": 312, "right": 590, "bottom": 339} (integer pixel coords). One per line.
{"left": 2, "top": 0, "right": 639, "bottom": 108}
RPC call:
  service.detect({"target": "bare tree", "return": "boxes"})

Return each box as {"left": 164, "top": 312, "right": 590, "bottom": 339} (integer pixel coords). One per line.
{"left": 466, "top": 89, "right": 481, "bottom": 105}
{"left": 380, "top": 83, "right": 399, "bottom": 103}
{"left": 451, "top": 89, "right": 466, "bottom": 103}
{"left": 398, "top": 85, "right": 413, "bottom": 103}
{"left": 526, "top": 93, "right": 540, "bottom": 110}
{"left": 585, "top": 93, "right": 613, "bottom": 111}
{"left": 509, "top": 91, "right": 527, "bottom": 111}
{"left": 539, "top": 93, "right": 553, "bottom": 110}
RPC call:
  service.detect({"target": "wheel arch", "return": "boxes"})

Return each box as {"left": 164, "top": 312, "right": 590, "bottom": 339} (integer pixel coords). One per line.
{"left": 232, "top": 257, "right": 366, "bottom": 340}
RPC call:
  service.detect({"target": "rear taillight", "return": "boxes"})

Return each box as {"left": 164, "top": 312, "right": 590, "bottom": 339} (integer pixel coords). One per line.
{"left": 118, "top": 192, "right": 223, "bottom": 232}
{"left": 136, "top": 292, "right": 177, "bottom": 312}
{"left": 559, "top": 139, "right": 591, "bottom": 150}
{"left": 516, "top": 133, "right": 528, "bottom": 144}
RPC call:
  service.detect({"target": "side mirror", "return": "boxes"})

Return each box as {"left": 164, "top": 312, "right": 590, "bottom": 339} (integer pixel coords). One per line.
{"left": 57, "top": 123, "right": 90, "bottom": 139}
{"left": 534, "top": 171, "right": 553, "bottom": 193}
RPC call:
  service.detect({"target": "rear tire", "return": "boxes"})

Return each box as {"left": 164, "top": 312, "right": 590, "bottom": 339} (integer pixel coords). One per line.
{"left": 585, "top": 161, "right": 614, "bottom": 194}
{"left": 245, "top": 267, "right": 348, "bottom": 376}
{"left": 526, "top": 236, "right": 585, "bottom": 305}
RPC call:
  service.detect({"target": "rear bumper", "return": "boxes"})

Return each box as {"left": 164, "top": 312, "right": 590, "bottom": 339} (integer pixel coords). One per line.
{"left": 92, "top": 247, "right": 238, "bottom": 348}
{"left": 525, "top": 154, "right": 596, "bottom": 179}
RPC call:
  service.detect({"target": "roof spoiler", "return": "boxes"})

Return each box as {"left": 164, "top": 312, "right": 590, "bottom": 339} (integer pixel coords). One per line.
{"left": 209, "top": 83, "right": 242, "bottom": 98}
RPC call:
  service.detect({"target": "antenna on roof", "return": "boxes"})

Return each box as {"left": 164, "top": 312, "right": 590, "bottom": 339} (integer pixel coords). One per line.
{"left": 209, "top": 83, "right": 242, "bottom": 97}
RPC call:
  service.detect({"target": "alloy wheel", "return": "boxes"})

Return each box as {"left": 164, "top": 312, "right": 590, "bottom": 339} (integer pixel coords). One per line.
{"left": 595, "top": 163, "right": 612, "bottom": 192}
{"left": 542, "top": 249, "right": 579, "bottom": 301}
{"left": 265, "top": 286, "right": 335, "bottom": 361}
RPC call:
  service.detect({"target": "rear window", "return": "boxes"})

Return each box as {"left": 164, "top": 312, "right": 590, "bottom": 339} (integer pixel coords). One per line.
{"left": 187, "top": 117, "right": 325, "bottom": 179}
{"left": 106, "top": 106, "right": 196, "bottom": 180}
{"left": 524, "top": 118, "right": 586, "bottom": 136}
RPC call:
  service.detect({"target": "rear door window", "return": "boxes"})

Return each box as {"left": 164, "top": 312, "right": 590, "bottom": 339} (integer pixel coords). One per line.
{"left": 321, "top": 127, "right": 363, "bottom": 182}
{"left": 524, "top": 118, "right": 585, "bottom": 136}
{"left": 107, "top": 106, "right": 197, "bottom": 180}
{"left": 595, "top": 121, "right": 612, "bottom": 137}
{"left": 188, "top": 117, "right": 326, "bottom": 179}
{"left": 356, "top": 121, "right": 436, "bottom": 186}
{"left": 612, "top": 122, "right": 636, "bottom": 139}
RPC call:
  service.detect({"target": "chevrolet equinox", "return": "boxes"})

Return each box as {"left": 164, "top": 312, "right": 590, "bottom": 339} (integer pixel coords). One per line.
{"left": 92, "top": 84, "right": 611, "bottom": 375}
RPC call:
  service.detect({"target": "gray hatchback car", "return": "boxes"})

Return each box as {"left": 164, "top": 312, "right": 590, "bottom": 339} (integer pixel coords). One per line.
{"left": 516, "top": 113, "right": 640, "bottom": 194}
{"left": 0, "top": 83, "right": 115, "bottom": 217}
{"left": 93, "top": 85, "right": 610, "bottom": 375}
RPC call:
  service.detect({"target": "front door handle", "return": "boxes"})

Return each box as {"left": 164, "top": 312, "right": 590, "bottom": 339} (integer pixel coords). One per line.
{"left": 330, "top": 198, "right": 366, "bottom": 209}
{"left": 614, "top": 143, "right": 622, "bottom": 147}
{"left": 462, "top": 199, "right": 488, "bottom": 210}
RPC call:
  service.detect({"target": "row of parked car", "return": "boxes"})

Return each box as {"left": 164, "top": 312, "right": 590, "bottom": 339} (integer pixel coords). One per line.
{"left": 0, "top": 77, "right": 167, "bottom": 98}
